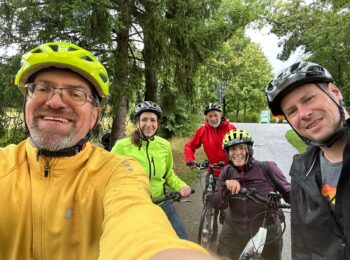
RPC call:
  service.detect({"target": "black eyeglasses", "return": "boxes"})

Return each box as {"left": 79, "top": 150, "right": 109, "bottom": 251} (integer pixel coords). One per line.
{"left": 25, "top": 82, "right": 95, "bottom": 106}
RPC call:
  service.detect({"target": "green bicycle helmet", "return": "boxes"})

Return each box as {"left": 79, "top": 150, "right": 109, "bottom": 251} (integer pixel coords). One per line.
{"left": 265, "top": 61, "right": 333, "bottom": 116}
{"left": 222, "top": 129, "right": 254, "bottom": 150}
{"left": 15, "top": 42, "right": 109, "bottom": 104}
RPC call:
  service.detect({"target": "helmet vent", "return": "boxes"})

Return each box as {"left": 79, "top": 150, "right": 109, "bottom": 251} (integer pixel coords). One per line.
{"left": 290, "top": 62, "right": 300, "bottom": 72}
{"left": 49, "top": 44, "right": 59, "bottom": 52}
{"left": 80, "top": 55, "right": 94, "bottom": 62}
{"left": 32, "top": 48, "right": 43, "bottom": 54}
{"left": 68, "top": 46, "right": 79, "bottom": 51}
{"left": 100, "top": 73, "right": 108, "bottom": 83}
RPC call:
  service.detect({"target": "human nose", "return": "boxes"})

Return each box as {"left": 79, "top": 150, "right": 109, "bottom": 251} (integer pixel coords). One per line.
{"left": 299, "top": 105, "right": 312, "bottom": 120}
{"left": 45, "top": 88, "right": 67, "bottom": 107}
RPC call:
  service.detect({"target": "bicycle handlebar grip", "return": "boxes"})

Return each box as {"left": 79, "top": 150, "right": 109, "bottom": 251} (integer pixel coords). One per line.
{"left": 218, "top": 161, "right": 225, "bottom": 167}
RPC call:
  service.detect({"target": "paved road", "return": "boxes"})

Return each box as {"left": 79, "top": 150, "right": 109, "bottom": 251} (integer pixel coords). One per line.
{"left": 175, "top": 122, "right": 298, "bottom": 259}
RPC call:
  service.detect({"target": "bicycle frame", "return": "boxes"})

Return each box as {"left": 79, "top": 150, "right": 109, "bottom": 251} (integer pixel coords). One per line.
{"left": 236, "top": 188, "right": 290, "bottom": 260}
{"left": 197, "top": 160, "right": 224, "bottom": 250}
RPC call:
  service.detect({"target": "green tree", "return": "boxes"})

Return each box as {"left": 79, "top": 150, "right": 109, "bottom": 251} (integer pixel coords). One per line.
{"left": 0, "top": 0, "right": 271, "bottom": 145}
{"left": 267, "top": 0, "right": 350, "bottom": 104}
{"left": 195, "top": 31, "right": 272, "bottom": 122}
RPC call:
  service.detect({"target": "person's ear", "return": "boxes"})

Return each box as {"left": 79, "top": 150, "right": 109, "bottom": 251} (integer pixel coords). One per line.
{"left": 90, "top": 107, "right": 101, "bottom": 129}
{"left": 328, "top": 83, "right": 343, "bottom": 101}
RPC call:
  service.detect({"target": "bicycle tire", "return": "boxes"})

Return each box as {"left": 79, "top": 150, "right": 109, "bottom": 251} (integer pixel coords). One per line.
{"left": 197, "top": 201, "right": 214, "bottom": 249}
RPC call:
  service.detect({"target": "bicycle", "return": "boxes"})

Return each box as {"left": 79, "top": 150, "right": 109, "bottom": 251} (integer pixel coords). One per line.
{"left": 232, "top": 187, "right": 290, "bottom": 260}
{"left": 196, "top": 160, "right": 225, "bottom": 250}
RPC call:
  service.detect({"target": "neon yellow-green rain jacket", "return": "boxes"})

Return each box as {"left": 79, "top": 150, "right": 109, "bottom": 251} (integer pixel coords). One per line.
{"left": 111, "top": 136, "right": 188, "bottom": 201}
{"left": 0, "top": 139, "right": 205, "bottom": 260}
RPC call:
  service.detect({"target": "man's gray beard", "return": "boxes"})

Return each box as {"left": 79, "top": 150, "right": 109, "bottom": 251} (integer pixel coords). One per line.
{"left": 210, "top": 121, "right": 221, "bottom": 128}
{"left": 29, "top": 125, "right": 76, "bottom": 151}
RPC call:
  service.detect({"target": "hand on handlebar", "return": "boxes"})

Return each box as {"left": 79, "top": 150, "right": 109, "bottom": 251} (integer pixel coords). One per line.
{"left": 225, "top": 180, "right": 241, "bottom": 194}
{"left": 179, "top": 186, "right": 192, "bottom": 197}
{"left": 186, "top": 161, "right": 197, "bottom": 170}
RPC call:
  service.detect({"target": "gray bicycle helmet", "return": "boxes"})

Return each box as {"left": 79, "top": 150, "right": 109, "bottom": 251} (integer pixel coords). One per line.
{"left": 134, "top": 101, "right": 162, "bottom": 120}
{"left": 204, "top": 102, "right": 222, "bottom": 115}
{"left": 266, "top": 61, "right": 334, "bottom": 116}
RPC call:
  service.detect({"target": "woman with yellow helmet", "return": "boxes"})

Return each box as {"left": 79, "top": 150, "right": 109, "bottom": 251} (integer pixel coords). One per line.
{"left": 211, "top": 129, "right": 291, "bottom": 260}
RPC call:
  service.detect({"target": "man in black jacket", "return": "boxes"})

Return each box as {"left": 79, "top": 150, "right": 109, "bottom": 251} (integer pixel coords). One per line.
{"left": 266, "top": 61, "right": 350, "bottom": 259}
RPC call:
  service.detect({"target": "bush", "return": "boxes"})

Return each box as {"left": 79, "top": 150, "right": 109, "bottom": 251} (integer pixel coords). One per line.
{"left": 0, "top": 128, "right": 26, "bottom": 147}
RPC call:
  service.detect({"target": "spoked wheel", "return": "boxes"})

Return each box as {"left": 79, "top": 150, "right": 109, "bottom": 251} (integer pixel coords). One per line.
{"left": 198, "top": 201, "right": 215, "bottom": 250}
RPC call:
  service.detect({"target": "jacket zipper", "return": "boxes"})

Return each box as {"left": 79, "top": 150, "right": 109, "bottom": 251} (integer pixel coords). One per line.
{"left": 241, "top": 169, "right": 248, "bottom": 229}
{"left": 151, "top": 157, "right": 156, "bottom": 176}
{"left": 145, "top": 140, "right": 152, "bottom": 178}
{"left": 44, "top": 162, "right": 49, "bottom": 177}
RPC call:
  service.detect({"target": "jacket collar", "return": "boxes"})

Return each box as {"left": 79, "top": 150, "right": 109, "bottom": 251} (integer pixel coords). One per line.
{"left": 26, "top": 138, "right": 93, "bottom": 176}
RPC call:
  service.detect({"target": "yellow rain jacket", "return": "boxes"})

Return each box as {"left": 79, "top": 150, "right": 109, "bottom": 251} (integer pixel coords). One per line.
{"left": 0, "top": 139, "right": 205, "bottom": 260}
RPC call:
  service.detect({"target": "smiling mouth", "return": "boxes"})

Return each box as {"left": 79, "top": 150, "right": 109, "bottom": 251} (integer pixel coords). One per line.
{"left": 43, "top": 116, "right": 70, "bottom": 123}
{"left": 306, "top": 119, "right": 321, "bottom": 129}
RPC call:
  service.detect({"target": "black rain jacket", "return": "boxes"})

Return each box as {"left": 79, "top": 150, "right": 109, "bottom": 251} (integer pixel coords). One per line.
{"left": 290, "top": 121, "right": 350, "bottom": 260}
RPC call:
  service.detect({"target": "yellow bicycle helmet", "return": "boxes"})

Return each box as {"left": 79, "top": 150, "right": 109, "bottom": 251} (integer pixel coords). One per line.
{"left": 15, "top": 42, "right": 109, "bottom": 104}
{"left": 222, "top": 129, "right": 254, "bottom": 150}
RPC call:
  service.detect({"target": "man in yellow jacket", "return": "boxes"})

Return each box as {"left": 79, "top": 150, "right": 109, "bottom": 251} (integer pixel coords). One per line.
{"left": 0, "top": 42, "right": 215, "bottom": 260}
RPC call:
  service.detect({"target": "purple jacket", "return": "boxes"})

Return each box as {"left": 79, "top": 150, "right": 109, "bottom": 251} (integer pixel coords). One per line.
{"left": 211, "top": 152, "right": 291, "bottom": 229}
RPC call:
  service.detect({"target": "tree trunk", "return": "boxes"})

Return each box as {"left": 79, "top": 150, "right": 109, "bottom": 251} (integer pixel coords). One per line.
{"left": 110, "top": 0, "right": 131, "bottom": 147}
{"left": 142, "top": 2, "right": 159, "bottom": 102}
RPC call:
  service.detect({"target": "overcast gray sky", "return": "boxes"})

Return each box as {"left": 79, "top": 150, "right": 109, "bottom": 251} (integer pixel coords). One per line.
{"left": 246, "top": 26, "right": 305, "bottom": 76}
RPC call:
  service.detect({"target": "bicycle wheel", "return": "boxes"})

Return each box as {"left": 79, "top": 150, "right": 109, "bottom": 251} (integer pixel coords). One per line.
{"left": 197, "top": 201, "right": 214, "bottom": 249}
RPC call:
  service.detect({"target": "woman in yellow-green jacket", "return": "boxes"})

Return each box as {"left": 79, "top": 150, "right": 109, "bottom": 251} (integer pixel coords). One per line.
{"left": 111, "top": 101, "right": 191, "bottom": 239}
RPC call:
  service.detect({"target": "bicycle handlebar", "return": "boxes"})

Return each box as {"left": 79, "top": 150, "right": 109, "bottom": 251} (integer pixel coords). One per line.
{"left": 233, "top": 187, "right": 290, "bottom": 209}
{"left": 153, "top": 189, "right": 195, "bottom": 204}
{"left": 195, "top": 160, "right": 225, "bottom": 170}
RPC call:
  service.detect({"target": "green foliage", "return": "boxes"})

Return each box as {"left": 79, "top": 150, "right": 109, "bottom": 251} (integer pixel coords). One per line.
{"left": 267, "top": 0, "right": 350, "bottom": 105}
{"left": 193, "top": 30, "right": 273, "bottom": 123}
{"left": 0, "top": 0, "right": 273, "bottom": 145}
{"left": 0, "top": 127, "right": 26, "bottom": 147}
{"left": 285, "top": 129, "right": 307, "bottom": 153}
{"left": 170, "top": 136, "right": 206, "bottom": 184}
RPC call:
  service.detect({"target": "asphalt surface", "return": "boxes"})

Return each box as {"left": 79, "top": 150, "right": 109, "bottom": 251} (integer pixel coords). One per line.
{"left": 175, "top": 122, "right": 298, "bottom": 259}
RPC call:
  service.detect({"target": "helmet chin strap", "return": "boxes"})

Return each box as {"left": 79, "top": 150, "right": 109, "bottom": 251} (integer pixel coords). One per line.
{"left": 35, "top": 131, "right": 91, "bottom": 160}
{"left": 137, "top": 119, "right": 158, "bottom": 141}
{"left": 35, "top": 133, "right": 92, "bottom": 160}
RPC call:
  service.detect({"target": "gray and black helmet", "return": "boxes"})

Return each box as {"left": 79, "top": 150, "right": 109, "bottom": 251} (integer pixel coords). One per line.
{"left": 265, "top": 61, "right": 334, "bottom": 116}
{"left": 134, "top": 101, "right": 162, "bottom": 120}
{"left": 204, "top": 102, "right": 222, "bottom": 115}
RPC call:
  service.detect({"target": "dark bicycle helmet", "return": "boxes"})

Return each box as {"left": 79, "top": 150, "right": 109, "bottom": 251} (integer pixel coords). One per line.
{"left": 204, "top": 102, "right": 222, "bottom": 115}
{"left": 222, "top": 129, "right": 254, "bottom": 150}
{"left": 265, "top": 61, "right": 334, "bottom": 116}
{"left": 134, "top": 101, "right": 163, "bottom": 120}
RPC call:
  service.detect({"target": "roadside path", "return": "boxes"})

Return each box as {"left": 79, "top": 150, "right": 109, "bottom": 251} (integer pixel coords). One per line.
{"left": 175, "top": 122, "right": 298, "bottom": 259}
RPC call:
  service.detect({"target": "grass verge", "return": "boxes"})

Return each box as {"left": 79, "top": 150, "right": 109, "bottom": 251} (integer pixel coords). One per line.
{"left": 285, "top": 129, "right": 307, "bottom": 153}
{"left": 170, "top": 136, "right": 207, "bottom": 185}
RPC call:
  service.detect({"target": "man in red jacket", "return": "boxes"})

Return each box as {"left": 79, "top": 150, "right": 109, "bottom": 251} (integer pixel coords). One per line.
{"left": 185, "top": 103, "right": 236, "bottom": 176}
{"left": 184, "top": 103, "right": 236, "bottom": 240}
